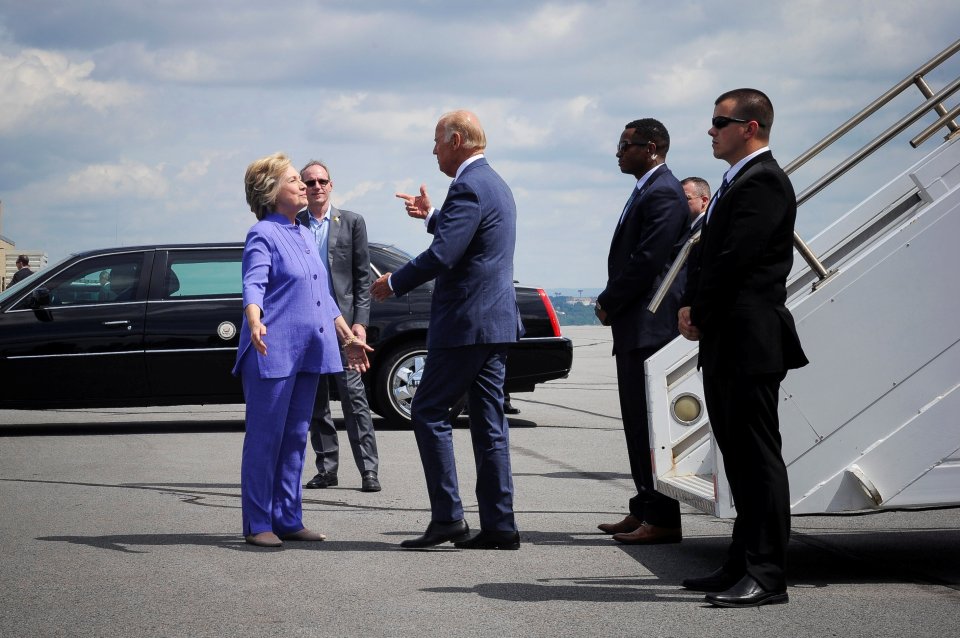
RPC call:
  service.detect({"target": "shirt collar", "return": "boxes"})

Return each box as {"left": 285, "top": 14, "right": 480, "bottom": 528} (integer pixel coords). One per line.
{"left": 455, "top": 154, "right": 485, "bottom": 181}
{"left": 724, "top": 146, "right": 769, "bottom": 183}
{"left": 634, "top": 163, "right": 663, "bottom": 192}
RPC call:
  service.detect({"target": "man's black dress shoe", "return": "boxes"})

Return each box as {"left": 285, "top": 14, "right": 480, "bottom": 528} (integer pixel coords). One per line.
{"left": 400, "top": 520, "right": 470, "bottom": 548}
{"left": 704, "top": 575, "right": 788, "bottom": 607}
{"left": 682, "top": 566, "right": 743, "bottom": 592}
{"left": 454, "top": 530, "right": 521, "bottom": 550}
{"left": 361, "top": 471, "right": 381, "bottom": 492}
{"left": 305, "top": 473, "right": 337, "bottom": 489}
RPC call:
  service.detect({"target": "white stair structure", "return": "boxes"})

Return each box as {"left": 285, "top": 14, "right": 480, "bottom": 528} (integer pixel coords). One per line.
{"left": 645, "top": 39, "right": 960, "bottom": 517}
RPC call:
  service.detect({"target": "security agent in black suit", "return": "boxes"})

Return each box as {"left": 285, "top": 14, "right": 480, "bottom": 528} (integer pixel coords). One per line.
{"left": 678, "top": 88, "right": 808, "bottom": 607}
{"left": 10, "top": 255, "right": 33, "bottom": 286}
{"left": 594, "top": 119, "right": 689, "bottom": 545}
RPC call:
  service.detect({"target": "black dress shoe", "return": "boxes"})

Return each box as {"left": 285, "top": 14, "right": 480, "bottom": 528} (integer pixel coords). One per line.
{"left": 361, "top": 471, "right": 381, "bottom": 492}
{"left": 454, "top": 529, "right": 521, "bottom": 550}
{"left": 705, "top": 575, "right": 788, "bottom": 608}
{"left": 305, "top": 473, "right": 337, "bottom": 489}
{"left": 400, "top": 520, "right": 470, "bottom": 548}
{"left": 682, "top": 566, "right": 743, "bottom": 592}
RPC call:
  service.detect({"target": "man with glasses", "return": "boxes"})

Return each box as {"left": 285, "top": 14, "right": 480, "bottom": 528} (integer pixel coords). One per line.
{"left": 595, "top": 118, "right": 689, "bottom": 545}
{"left": 297, "top": 160, "right": 381, "bottom": 493}
{"left": 678, "top": 89, "right": 808, "bottom": 607}
{"left": 10, "top": 255, "right": 33, "bottom": 286}
{"left": 681, "top": 176, "right": 711, "bottom": 234}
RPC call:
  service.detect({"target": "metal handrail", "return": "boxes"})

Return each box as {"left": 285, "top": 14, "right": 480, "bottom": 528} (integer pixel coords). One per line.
{"left": 795, "top": 76, "right": 960, "bottom": 208}
{"left": 783, "top": 38, "right": 960, "bottom": 175}
{"left": 647, "top": 38, "right": 960, "bottom": 312}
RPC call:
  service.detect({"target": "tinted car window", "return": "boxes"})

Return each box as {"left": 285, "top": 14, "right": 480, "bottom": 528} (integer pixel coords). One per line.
{"left": 370, "top": 244, "right": 413, "bottom": 275}
{"left": 164, "top": 257, "right": 241, "bottom": 298}
{"left": 14, "top": 254, "right": 146, "bottom": 308}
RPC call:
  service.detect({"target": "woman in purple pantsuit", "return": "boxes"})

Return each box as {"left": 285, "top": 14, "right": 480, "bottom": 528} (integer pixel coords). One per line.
{"left": 234, "top": 152, "right": 372, "bottom": 548}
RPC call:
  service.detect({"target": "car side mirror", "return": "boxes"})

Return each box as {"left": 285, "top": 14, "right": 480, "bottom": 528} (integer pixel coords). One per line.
{"left": 28, "top": 287, "right": 52, "bottom": 308}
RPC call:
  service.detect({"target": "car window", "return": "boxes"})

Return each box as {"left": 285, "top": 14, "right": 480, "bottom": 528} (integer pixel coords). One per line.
{"left": 370, "top": 244, "right": 413, "bottom": 275}
{"left": 163, "top": 255, "right": 241, "bottom": 298}
{"left": 15, "top": 254, "right": 146, "bottom": 308}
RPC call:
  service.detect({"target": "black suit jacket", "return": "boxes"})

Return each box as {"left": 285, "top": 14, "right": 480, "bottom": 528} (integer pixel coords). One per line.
{"left": 297, "top": 206, "right": 371, "bottom": 327}
{"left": 598, "top": 164, "right": 690, "bottom": 354}
{"left": 682, "top": 151, "right": 808, "bottom": 375}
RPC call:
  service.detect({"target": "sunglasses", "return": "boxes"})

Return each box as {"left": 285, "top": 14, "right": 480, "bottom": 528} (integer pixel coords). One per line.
{"left": 712, "top": 116, "right": 766, "bottom": 129}
{"left": 616, "top": 139, "right": 651, "bottom": 153}
{"left": 304, "top": 178, "right": 330, "bottom": 187}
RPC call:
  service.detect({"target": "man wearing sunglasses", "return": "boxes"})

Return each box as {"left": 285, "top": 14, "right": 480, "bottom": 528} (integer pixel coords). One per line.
{"left": 678, "top": 89, "right": 808, "bottom": 607}
{"left": 595, "top": 118, "right": 690, "bottom": 545}
{"left": 297, "top": 160, "right": 381, "bottom": 493}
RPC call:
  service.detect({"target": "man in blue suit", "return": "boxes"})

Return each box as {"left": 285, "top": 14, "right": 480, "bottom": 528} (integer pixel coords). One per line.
{"left": 372, "top": 110, "right": 521, "bottom": 550}
{"left": 595, "top": 118, "right": 690, "bottom": 545}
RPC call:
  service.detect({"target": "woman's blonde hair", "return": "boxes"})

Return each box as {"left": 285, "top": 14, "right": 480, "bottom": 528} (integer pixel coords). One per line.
{"left": 244, "top": 152, "right": 292, "bottom": 220}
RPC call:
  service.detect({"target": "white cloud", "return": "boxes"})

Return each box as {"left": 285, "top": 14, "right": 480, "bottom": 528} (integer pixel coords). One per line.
{"left": 24, "top": 160, "right": 170, "bottom": 204}
{"left": 1, "top": 1, "right": 958, "bottom": 289}
{"left": 0, "top": 48, "right": 138, "bottom": 133}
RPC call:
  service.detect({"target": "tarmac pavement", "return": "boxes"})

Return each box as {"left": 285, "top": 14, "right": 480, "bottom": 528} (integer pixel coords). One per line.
{"left": 1, "top": 325, "right": 958, "bottom": 637}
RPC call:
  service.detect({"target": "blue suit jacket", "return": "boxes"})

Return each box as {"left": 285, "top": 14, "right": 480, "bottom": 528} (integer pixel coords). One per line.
{"left": 390, "top": 158, "right": 521, "bottom": 349}
{"left": 598, "top": 164, "right": 690, "bottom": 354}
{"left": 232, "top": 214, "right": 343, "bottom": 378}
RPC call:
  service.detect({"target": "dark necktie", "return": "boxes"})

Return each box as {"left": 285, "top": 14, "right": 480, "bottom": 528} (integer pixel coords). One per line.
{"left": 705, "top": 177, "right": 729, "bottom": 224}
{"left": 617, "top": 187, "right": 640, "bottom": 229}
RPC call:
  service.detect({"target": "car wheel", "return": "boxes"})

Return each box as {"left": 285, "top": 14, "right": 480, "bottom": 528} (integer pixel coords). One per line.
{"left": 374, "top": 340, "right": 428, "bottom": 427}
{"left": 372, "top": 340, "right": 467, "bottom": 427}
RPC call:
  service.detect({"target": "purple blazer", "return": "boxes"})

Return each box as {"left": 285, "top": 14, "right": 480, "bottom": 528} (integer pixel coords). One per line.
{"left": 232, "top": 213, "right": 343, "bottom": 379}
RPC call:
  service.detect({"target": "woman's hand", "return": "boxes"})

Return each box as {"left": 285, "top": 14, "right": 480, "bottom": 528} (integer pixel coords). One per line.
{"left": 344, "top": 338, "right": 374, "bottom": 372}
{"left": 245, "top": 304, "right": 268, "bottom": 355}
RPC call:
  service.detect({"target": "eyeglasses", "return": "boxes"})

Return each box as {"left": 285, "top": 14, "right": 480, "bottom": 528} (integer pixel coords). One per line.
{"left": 304, "top": 178, "right": 330, "bottom": 187}
{"left": 711, "top": 116, "right": 766, "bottom": 129}
{"left": 617, "top": 140, "right": 650, "bottom": 154}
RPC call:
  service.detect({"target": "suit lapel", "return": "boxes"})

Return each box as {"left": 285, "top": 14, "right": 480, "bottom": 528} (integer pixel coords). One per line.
{"left": 612, "top": 164, "right": 668, "bottom": 244}
{"left": 702, "top": 151, "right": 774, "bottom": 248}
{"left": 325, "top": 206, "right": 339, "bottom": 267}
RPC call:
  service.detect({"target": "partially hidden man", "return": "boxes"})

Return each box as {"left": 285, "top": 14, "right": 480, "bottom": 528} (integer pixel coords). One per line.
{"left": 297, "top": 160, "right": 381, "bottom": 494}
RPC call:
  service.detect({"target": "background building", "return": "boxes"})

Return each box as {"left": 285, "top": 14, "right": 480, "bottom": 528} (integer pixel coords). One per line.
{"left": 0, "top": 201, "right": 47, "bottom": 290}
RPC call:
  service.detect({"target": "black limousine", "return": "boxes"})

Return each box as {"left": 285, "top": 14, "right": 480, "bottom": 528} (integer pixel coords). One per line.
{"left": 0, "top": 243, "right": 573, "bottom": 425}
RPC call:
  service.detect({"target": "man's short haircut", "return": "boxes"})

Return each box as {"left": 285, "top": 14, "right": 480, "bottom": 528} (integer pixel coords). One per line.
{"left": 301, "top": 160, "right": 331, "bottom": 179}
{"left": 715, "top": 88, "right": 774, "bottom": 138}
{"left": 440, "top": 110, "right": 487, "bottom": 151}
{"left": 681, "top": 176, "right": 711, "bottom": 198}
{"left": 625, "top": 118, "right": 670, "bottom": 155}
{"left": 16, "top": 254, "right": 28, "bottom": 266}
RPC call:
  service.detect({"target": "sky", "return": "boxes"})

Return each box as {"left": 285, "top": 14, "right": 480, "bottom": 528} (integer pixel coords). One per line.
{"left": 1, "top": 1, "right": 958, "bottom": 290}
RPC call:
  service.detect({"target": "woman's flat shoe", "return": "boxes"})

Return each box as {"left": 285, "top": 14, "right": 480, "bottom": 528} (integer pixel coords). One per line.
{"left": 279, "top": 528, "right": 326, "bottom": 542}
{"left": 245, "top": 531, "right": 283, "bottom": 547}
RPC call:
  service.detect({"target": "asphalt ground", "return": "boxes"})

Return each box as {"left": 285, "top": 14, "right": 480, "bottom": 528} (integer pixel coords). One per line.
{"left": 1, "top": 325, "right": 958, "bottom": 638}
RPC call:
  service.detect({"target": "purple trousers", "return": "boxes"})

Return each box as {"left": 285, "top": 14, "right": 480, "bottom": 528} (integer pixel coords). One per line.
{"left": 239, "top": 350, "right": 320, "bottom": 536}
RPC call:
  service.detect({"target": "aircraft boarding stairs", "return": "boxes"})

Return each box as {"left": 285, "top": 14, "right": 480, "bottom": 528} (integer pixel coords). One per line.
{"left": 645, "top": 39, "right": 960, "bottom": 517}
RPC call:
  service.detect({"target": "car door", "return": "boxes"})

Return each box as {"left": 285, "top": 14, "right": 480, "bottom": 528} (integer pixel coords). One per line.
{"left": 142, "top": 247, "right": 244, "bottom": 402}
{"left": 0, "top": 251, "right": 151, "bottom": 406}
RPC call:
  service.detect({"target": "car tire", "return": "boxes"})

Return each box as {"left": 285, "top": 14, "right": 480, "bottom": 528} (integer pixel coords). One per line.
{"left": 372, "top": 340, "right": 467, "bottom": 427}
{"left": 373, "top": 340, "right": 428, "bottom": 427}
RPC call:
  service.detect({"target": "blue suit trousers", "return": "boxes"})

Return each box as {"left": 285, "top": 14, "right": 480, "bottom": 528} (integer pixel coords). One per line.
{"left": 411, "top": 344, "right": 516, "bottom": 532}
{"left": 239, "top": 351, "right": 320, "bottom": 536}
